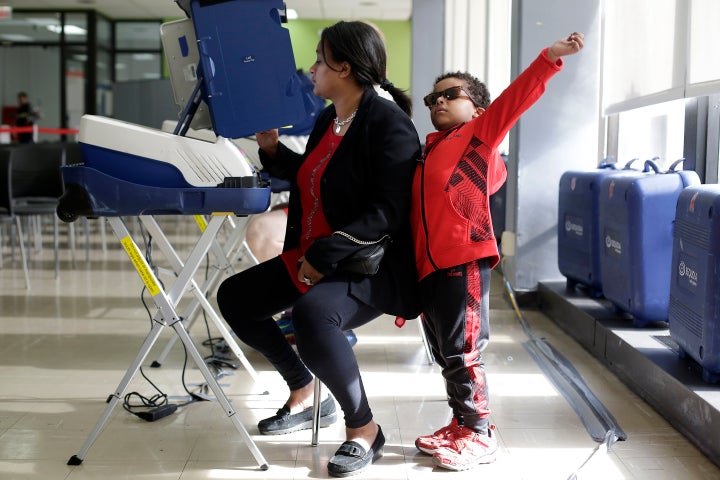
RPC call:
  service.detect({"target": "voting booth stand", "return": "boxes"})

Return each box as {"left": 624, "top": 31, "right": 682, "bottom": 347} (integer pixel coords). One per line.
{"left": 60, "top": 0, "right": 309, "bottom": 469}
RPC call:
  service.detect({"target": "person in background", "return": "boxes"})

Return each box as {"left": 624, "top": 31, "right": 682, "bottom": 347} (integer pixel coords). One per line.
{"left": 15, "top": 92, "right": 40, "bottom": 143}
{"left": 216, "top": 20, "right": 420, "bottom": 477}
{"left": 244, "top": 204, "right": 289, "bottom": 264}
{"left": 411, "top": 32, "right": 585, "bottom": 471}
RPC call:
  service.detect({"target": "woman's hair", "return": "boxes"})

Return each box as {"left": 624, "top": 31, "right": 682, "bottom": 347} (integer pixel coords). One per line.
{"left": 320, "top": 21, "right": 413, "bottom": 116}
{"left": 433, "top": 71, "right": 491, "bottom": 109}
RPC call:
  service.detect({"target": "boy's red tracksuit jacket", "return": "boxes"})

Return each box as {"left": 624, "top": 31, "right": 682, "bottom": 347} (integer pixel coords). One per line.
{"left": 411, "top": 48, "right": 563, "bottom": 281}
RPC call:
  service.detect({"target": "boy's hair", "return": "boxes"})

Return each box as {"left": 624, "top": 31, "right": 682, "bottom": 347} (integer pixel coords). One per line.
{"left": 433, "top": 72, "right": 491, "bottom": 109}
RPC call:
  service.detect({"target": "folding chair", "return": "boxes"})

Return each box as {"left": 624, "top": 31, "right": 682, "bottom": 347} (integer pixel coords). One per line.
{"left": 9, "top": 143, "right": 65, "bottom": 288}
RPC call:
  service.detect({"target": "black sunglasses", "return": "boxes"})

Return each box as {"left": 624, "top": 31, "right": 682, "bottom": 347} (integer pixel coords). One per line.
{"left": 423, "top": 85, "right": 478, "bottom": 108}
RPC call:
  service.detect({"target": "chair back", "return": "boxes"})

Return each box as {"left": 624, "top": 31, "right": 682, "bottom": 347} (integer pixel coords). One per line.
{"left": 63, "top": 142, "right": 84, "bottom": 166}
{"left": 0, "top": 148, "right": 13, "bottom": 216}
{"left": 9, "top": 143, "right": 65, "bottom": 201}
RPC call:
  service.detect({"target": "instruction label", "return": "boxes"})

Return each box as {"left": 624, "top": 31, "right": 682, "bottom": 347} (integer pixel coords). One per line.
{"left": 120, "top": 236, "right": 161, "bottom": 297}
{"left": 194, "top": 215, "right": 207, "bottom": 232}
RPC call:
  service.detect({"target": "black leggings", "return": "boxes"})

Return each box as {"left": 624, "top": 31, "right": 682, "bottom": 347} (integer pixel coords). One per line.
{"left": 216, "top": 256, "right": 382, "bottom": 428}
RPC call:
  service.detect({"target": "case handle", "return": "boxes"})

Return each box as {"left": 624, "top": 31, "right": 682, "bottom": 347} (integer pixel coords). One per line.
{"left": 622, "top": 158, "right": 641, "bottom": 170}
{"left": 643, "top": 157, "right": 661, "bottom": 173}
{"left": 666, "top": 158, "right": 685, "bottom": 172}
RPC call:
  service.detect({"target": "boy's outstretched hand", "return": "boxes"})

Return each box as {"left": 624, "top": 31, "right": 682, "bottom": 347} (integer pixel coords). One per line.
{"left": 547, "top": 32, "right": 584, "bottom": 62}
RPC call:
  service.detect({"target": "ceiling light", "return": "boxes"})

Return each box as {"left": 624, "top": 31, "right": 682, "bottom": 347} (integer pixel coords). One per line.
{"left": 46, "top": 25, "right": 87, "bottom": 35}
{"left": 132, "top": 53, "right": 156, "bottom": 61}
{"left": 1, "top": 34, "right": 34, "bottom": 42}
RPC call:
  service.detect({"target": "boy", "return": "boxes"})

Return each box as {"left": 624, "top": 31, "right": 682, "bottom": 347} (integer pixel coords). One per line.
{"left": 411, "top": 32, "right": 584, "bottom": 471}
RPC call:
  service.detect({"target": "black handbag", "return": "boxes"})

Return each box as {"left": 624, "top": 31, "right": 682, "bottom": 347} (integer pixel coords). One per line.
{"left": 334, "top": 232, "right": 392, "bottom": 276}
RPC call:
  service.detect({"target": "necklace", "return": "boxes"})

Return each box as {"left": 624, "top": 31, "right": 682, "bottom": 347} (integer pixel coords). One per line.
{"left": 333, "top": 109, "right": 358, "bottom": 134}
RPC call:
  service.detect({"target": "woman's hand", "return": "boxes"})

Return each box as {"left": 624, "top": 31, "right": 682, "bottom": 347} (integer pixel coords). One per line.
{"left": 547, "top": 32, "right": 584, "bottom": 63}
{"left": 256, "top": 129, "right": 280, "bottom": 158}
{"left": 297, "top": 256, "right": 324, "bottom": 286}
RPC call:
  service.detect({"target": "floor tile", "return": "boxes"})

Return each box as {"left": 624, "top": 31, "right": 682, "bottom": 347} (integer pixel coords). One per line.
{"left": 0, "top": 216, "right": 719, "bottom": 479}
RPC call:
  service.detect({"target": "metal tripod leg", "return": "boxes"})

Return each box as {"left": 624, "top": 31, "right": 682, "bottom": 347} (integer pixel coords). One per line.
{"left": 149, "top": 217, "right": 247, "bottom": 356}
{"left": 416, "top": 316, "right": 435, "bottom": 365}
{"left": 67, "top": 216, "right": 268, "bottom": 469}
{"left": 150, "top": 215, "right": 249, "bottom": 367}
{"left": 140, "top": 216, "right": 264, "bottom": 388}
{"left": 169, "top": 313, "right": 268, "bottom": 469}
{"left": 67, "top": 317, "right": 165, "bottom": 466}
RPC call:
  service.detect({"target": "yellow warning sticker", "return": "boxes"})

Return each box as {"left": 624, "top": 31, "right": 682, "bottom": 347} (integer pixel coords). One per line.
{"left": 120, "top": 236, "right": 160, "bottom": 297}
{"left": 193, "top": 215, "right": 207, "bottom": 232}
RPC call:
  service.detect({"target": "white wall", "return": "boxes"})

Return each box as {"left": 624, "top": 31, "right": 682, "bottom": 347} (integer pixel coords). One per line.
{"left": 503, "top": 0, "right": 603, "bottom": 291}
{"left": 410, "top": 0, "right": 444, "bottom": 141}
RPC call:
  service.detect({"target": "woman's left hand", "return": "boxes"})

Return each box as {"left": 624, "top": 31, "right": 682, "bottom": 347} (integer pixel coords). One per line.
{"left": 297, "top": 256, "right": 324, "bottom": 286}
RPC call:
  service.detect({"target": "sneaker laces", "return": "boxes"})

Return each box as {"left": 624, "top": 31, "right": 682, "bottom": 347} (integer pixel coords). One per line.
{"left": 447, "top": 425, "right": 494, "bottom": 452}
{"left": 434, "top": 417, "right": 462, "bottom": 439}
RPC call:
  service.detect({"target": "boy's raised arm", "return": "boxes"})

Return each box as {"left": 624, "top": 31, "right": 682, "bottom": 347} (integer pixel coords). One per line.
{"left": 547, "top": 32, "right": 585, "bottom": 63}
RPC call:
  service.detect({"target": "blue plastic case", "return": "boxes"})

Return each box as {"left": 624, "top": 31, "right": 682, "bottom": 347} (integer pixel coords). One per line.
{"left": 669, "top": 185, "right": 720, "bottom": 382}
{"left": 598, "top": 160, "right": 700, "bottom": 327}
{"left": 557, "top": 162, "right": 639, "bottom": 297}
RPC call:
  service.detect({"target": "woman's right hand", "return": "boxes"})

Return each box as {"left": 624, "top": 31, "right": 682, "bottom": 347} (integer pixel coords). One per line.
{"left": 256, "top": 129, "right": 280, "bottom": 158}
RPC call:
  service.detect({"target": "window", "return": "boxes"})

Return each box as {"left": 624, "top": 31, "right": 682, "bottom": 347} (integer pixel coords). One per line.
{"left": 115, "top": 53, "right": 162, "bottom": 81}
{"left": 114, "top": 21, "right": 162, "bottom": 82}
{"left": 615, "top": 100, "right": 686, "bottom": 170}
{"left": 603, "top": 0, "right": 720, "bottom": 183}
{"left": 115, "top": 22, "right": 161, "bottom": 50}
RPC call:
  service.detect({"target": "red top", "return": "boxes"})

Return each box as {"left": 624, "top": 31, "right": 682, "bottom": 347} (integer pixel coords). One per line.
{"left": 281, "top": 125, "right": 339, "bottom": 291}
{"left": 411, "top": 48, "right": 563, "bottom": 280}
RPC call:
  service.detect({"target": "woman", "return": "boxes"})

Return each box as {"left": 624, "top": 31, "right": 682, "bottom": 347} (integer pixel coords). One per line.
{"left": 217, "top": 21, "right": 420, "bottom": 477}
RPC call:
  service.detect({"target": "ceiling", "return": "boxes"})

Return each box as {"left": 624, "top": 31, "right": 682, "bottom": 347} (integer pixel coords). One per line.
{"left": 0, "top": 0, "right": 413, "bottom": 20}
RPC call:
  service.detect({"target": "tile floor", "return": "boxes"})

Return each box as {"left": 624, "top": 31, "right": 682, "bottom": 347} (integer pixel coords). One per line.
{"left": 0, "top": 216, "right": 719, "bottom": 479}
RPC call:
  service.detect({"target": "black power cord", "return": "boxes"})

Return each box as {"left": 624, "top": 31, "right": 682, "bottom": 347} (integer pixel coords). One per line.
{"left": 125, "top": 219, "right": 239, "bottom": 421}
{"left": 121, "top": 366, "right": 176, "bottom": 422}
{"left": 122, "top": 223, "right": 203, "bottom": 421}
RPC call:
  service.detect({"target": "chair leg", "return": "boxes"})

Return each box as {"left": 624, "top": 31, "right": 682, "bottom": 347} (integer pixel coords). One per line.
{"left": 0, "top": 224, "right": 7, "bottom": 269}
{"left": 53, "top": 214, "right": 60, "bottom": 279}
{"left": 100, "top": 217, "right": 108, "bottom": 253}
{"left": 84, "top": 217, "right": 91, "bottom": 262}
{"left": 0, "top": 225, "right": 5, "bottom": 268}
{"left": 416, "top": 316, "right": 435, "bottom": 365}
{"left": 33, "top": 216, "right": 42, "bottom": 251}
{"left": 68, "top": 221, "right": 77, "bottom": 269}
{"left": 311, "top": 380, "right": 322, "bottom": 447}
{"left": 14, "top": 217, "right": 30, "bottom": 290}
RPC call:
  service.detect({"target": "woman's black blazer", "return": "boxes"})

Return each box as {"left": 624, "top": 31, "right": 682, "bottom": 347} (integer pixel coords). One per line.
{"left": 260, "top": 87, "right": 421, "bottom": 319}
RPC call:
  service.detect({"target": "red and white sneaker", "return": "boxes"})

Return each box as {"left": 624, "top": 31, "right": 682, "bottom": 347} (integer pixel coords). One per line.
{"left": 415, "top": 417, "right": 463, "bottom": 455}
{"left": 432, "top": 424, "right": 498, "bottom": 471}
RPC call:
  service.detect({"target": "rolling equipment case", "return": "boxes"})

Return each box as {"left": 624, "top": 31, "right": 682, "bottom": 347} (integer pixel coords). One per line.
{"left": 557, "top": 161, "right": 639, "bottom": 297}
{"left": 669, "top": 185, "right": 720, "bottom": 382}
{"left": 598, "top": 160, "right": 700, "bottom": 327}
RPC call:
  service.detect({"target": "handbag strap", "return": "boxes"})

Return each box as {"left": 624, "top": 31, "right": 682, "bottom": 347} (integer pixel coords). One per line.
{"left": 333, "top": 231, "right": 390, "bottom": 245}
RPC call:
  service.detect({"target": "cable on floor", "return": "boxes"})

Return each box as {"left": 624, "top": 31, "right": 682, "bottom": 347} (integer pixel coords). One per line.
{"left": 125, "top": 222, "right": 209, "bottom": 418}
{"left": 501, "top": 269, "right": 626, "bottom": 479}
